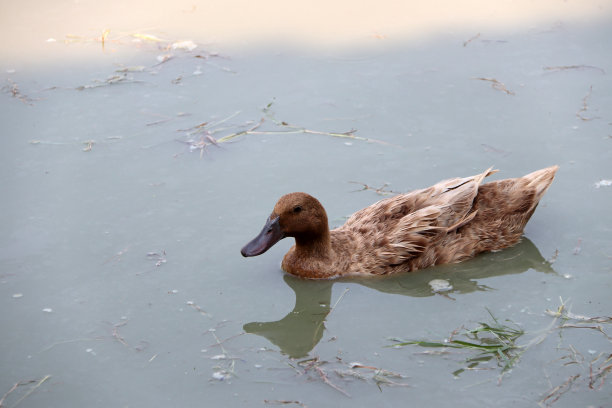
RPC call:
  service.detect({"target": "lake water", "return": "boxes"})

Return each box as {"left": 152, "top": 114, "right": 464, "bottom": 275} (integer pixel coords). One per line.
{"left": 1, "top": 1, "right": 611, "bottom": 407}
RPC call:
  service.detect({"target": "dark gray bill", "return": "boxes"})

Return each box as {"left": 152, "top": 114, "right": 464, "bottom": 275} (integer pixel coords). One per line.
{"left": 241, "top": 216, "right": 285, "bottom": 257}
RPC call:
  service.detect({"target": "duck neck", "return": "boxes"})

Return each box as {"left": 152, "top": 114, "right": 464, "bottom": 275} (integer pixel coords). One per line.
{"left": 294, "top": 229, "right": 332, "bottom": 259}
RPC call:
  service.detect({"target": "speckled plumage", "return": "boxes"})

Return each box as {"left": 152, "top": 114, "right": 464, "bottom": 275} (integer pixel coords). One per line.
{"left": 241, "top": 166, "right": 558, "bottom": 279}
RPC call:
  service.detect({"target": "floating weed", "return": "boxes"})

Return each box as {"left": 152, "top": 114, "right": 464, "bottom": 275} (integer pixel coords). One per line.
{"left": 538, "top": 374, "right": 581, "bottom": 408}
{"left": 0, "top": 375, "right": 51, "bottom": 408}
{"left": 176, "top": 101, "right": 393, "bottom": 158}
{"left": 576, "top": 85, "right": 599, "bottom": 121}
{"left": 3, "top": 78, "right": 37, "bottom": 105}
{"left": 75, "top": 73, "right": 144, "bottom": 90}
{"left": 545, "top": 297, "right": 612, "bottom": 340}
{"left": 348, "top": 181, "right": 399, "bottom": 196}
{"left": 473, "top": 77, "right": 515, "bottom": 95}
{"left": 295, "top": 357, "right": 409, "bottom": 395}
{"left": 264, "top": 400, "right": 308, "bottom": 407}
{"left": 389, "top": 309, "right": 525, "bottom": 376}
{"left": 588, "top": 352, "right": 612, "bottom": 390}
{"left": 543, "top": 64, "right": 606, "bottom": 74}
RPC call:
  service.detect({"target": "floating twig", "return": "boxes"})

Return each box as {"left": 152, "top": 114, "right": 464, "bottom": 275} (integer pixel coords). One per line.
{"left": 481, "top": 143, "right": 510, "bottom": 156}
{"left": 112, "top": 320, "right": 129, "bottom": 347}
{"left": 0, "top": 380, "right": 35, "bottom": 407}
{"left": 463, "top": 33, "right": 481, "bottom": 47}
{"left": 264, "top": 400, "right": 308, "bottom": 407}
{"left": 545, "top": 300, "right": 612, "bottom": 324}
{"left": 76, "top": 73, "right": 144, "bottom": 91}
{"left": 3, "top": 79, "right": 36, "bottom": 105}
{"left": 208, "top": 329, "right": 237, "bottom": 380}
{"left": 102, "top": 246, "right": 130, "bottom": 265}
{"left": 558, "top": 324, "right": 612, "bottom": 340}
{"left": 177, "top": 102, "right": 394, "bottom": 158}
{"left": 473, "top": 77, "right": 515, "bottom": 95}
{"left": 576, "top": 86, "right": 598, "bottom": 121}
{"left": 572, "top": 238, "right": 582, "bottom": 255}
{"left": 554, "top": 310, "right": 612, "bottom": 324}
{"left": 146, "top": 250, "right": 167, "bottom": 267}
{"left": 39, "top": 337, "right": 105, "bottom": 353}
{"left": 207, "top": 332, "right": 245, "bottom": 349}
{"left": 349, "top": 182, "right": 398, "bottom": 196}
{"left": 538, "top": 374, "right": 580, "bottom": 408}
{"left": 589, "top": 353, "right": 612, "bottom": 389}
{"left": 314, "top": 365, "right": 350, "bottom": 397}
{"left": 1, "top": 375, "right": 51, "bottom": 408}
{"left": 100, "top": 29, "right": 110, "bottom": 51}
{"left": 544, "top": 65, "right": 606, "bottom": 74}
{"left": 187, "top": 300, "right": 210, "bottom": 318}
{"left": 82, "top": 140, "right": 95, "bottom": 152}
{"left": 329, "top": 288, "right": 349, "bottom": 316}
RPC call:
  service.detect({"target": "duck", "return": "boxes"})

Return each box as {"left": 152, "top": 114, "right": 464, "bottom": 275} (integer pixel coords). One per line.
{"left": 241, "top": 166, "right": 558, "bottom": 279}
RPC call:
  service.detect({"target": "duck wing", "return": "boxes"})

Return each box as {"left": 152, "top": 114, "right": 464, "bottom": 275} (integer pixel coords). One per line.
{"left": 340, "top": 168, "right": 497, "bottom": 267}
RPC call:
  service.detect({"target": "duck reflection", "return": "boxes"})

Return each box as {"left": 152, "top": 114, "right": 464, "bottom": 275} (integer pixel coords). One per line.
{"left": 243, "top": 238, "right": 555, "bottom": 358}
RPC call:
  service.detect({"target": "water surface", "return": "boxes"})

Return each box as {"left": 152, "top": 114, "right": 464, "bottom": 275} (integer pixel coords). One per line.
{"left": 1, "top": 1, "right": 611, "bottom": 407}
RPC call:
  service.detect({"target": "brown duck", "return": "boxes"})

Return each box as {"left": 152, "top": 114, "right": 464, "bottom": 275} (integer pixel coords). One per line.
{"left": 241, "top": 166, "right": 558, "bottom": 279}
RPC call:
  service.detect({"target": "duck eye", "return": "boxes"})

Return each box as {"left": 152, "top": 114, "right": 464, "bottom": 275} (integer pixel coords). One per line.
{"left": 293, "top": 205, "right": 302, "bottom": 214}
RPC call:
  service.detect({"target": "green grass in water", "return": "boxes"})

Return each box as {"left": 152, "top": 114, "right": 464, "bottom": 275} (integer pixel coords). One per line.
{"left": 389, "top": 310, "right": 525, "bottom": 375}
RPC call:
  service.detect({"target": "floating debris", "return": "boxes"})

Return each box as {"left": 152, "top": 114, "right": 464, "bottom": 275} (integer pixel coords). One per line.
{"left": 115, "top": 66, "right": 146, "bottom": 73}
{"left": 544, "top": 65, "right": 606, "bottom": 74}
{"left": 146, "top": 250, "right": 167, "bottom": 267}
{"left": 3, "top": 79, "right": 36, "bottom": 105}
{"left": 481, "top": 143, "right": 510, "bottom": 156}
{"left": 389, "top": 310, "right": 525, "bottom": 375}
{"left": 545, "top": 301, "right": 612, "bottom": 324}
{"left": 576, "top": 85, "right": 598, "bottom": 121}
{"left": 539, "top": 374, "right": 580, "bottom": 407}
{"left": 211, "top": 370, "right": 232, "bottom": 381}
{"left": 264, "top": 400, "right": 307, "bottom": 407}
{"left": 172, "top": 40, "right": 197, "bottom": 51}
{"left": 186, "top": 301, "right": 209, "bottom": 317}
{"left": 82, "top": 140, "right": 94, "bottom": 152}
{"left": 349, "top": 181, "right": 398, "bottom": 196}
{"left": 594, "top": 179, "right": 612, "bottom": 188}
{"left": 42, "top": 308, "right": 53, "bottom": 313}
{"left": 176, "top": 102, "right": 391, "bottom": 159}
{"left": 132, "top": 33, "right": 164, "bottom": 43}
{"left": 463, "top": 33, "right": 481, "bottom": 47}
{"left": 76, "top": 73, "right": 143, "bottom": 90}
{"left": 155, "top": 54, "right": 173, "bottom": 65}
{"left": 573, "top": 238, "right": 582, "bottom": 255}
{"left": 12, "top": 293, "right": 23, "bottom": 299}
{"left": 0, "top": 375, "right": 51, "bottom": 408}
{"left": 428, "top": 279, "right": 453, "bottom": 293}
{"left": 589, "top": 353, "right": 612, "bottom": 390}
{"left": 473, "top": 77, "right": 515, "bottom": 95}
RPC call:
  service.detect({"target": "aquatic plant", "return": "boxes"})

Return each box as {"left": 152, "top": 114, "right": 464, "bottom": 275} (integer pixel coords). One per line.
{"left": 388, "top": 309, "right": 525, "bottom": 375}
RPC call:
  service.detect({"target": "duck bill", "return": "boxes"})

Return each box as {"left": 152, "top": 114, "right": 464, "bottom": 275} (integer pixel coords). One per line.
{"left": 241, "top": 216, "right": 285, "bottom": 257}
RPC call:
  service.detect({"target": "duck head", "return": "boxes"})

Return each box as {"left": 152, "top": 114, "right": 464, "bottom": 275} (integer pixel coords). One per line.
{"left": 241, "top": 192, "right": 329, "bottom": 257}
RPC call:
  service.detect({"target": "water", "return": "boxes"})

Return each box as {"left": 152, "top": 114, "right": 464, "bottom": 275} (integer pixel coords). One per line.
{"left": 1, "top": 1, "right": 611, "bottom": 407}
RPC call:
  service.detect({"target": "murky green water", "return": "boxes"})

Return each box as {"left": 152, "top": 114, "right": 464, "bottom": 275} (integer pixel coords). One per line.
{"left": 1, "top": 1, "right": 611, "bottom": 407}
